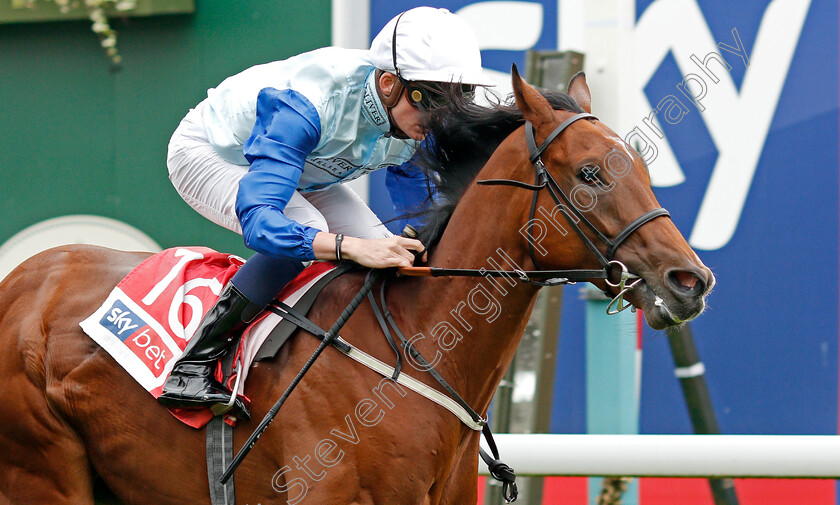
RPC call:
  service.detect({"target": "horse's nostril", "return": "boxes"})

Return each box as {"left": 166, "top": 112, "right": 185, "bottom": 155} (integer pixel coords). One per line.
{"left": 668, "top": 270, "right": 704, "bottom": 296}
{"left": 674, "top": 271, "right": 697, "bottom": 290}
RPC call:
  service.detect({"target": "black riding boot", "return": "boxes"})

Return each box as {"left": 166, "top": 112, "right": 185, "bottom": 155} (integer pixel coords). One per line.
{"left": 157, "top": 282, "right": 262, "bottom": 420}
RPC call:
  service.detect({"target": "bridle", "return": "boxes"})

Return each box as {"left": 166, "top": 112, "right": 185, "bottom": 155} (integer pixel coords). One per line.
{"left": 399, "top": 112, "right": 671, "bottom": 314}
{"left": 475, "top": 113, "right": 671, "bottom": 313}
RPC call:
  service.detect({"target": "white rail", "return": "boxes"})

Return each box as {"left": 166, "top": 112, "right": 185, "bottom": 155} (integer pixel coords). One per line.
{"left": 478, "top": 434, "right": 840, "bottom": 478}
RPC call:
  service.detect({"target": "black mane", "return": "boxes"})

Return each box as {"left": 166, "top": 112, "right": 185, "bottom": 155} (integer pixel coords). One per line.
{"left": 410, "top": 89, "right": 585, "bottom": 247}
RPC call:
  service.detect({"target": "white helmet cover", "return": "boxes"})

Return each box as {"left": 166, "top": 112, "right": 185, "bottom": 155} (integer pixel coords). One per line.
{"left": 369, "top": 7, "right": 494, "bottom": 87}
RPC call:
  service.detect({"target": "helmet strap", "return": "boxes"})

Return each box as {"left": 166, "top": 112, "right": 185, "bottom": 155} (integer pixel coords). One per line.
{"left": 375, "top": 70, "right": 410, "bottom": 139}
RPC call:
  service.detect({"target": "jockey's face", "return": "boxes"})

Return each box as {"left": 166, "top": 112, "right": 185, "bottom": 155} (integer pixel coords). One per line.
{"left": 378, "top": 71, "right": 429, "bottom": 141}
{"left": 390, "top": 90, "right": 429, "bottom": 141}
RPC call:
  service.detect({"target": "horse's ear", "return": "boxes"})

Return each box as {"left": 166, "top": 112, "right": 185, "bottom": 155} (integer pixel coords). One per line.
{"left": 567, "top": 71, "right": 592, "bottom": 113}
{"left": 511, "top": 63, "right": 554, "bottom": 127}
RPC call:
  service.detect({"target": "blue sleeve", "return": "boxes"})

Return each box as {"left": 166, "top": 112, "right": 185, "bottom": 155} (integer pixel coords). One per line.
{"left": 236, "top": 87, "right": 322, "bottom": 260}
{"left": 385, "top": 139, "right": 436, "bottom": 231}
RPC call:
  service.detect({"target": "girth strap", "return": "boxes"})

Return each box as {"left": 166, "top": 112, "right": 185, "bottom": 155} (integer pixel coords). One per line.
{"left": 255, "top": 263, "right": 355, "bottom": 361}
{"left": 206, "top": 416, "right": 236, "bottom": 505}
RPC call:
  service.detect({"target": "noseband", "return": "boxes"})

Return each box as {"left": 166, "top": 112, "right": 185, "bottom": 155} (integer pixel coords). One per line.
{"left": 477, "top": 113, "right": 670, "bottom": 313}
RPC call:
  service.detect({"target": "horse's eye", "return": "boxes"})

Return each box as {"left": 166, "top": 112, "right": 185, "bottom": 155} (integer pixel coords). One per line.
{"left": 578, "top": 165, "right": 601, "bottom": 185}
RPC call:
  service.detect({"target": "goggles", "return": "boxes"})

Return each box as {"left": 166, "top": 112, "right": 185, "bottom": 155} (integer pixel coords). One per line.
{"left": 399, "top": 78, "right": 476, "bottom": 111}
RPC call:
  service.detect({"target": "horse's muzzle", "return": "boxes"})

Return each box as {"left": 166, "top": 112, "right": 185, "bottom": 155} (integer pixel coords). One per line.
{"left": 632, "top": 266, "right": 714, "bottom": 329}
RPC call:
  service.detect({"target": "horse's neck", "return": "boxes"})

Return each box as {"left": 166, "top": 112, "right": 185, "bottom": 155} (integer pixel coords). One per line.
{"left": 392, "top": 188, "right": 541, "bottom": 414}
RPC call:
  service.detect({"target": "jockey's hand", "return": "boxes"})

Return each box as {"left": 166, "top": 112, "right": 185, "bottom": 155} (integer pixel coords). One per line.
{"left": 313, "top": 232, "right": 426, "bottom": 268}
{"left": 342, "top": 236, "right": 427, "bottom": 268}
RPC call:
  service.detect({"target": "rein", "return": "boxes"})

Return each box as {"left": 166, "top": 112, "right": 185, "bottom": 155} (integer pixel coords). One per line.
{"left": 398, "top": 265, "right": 605, "bottom": 286}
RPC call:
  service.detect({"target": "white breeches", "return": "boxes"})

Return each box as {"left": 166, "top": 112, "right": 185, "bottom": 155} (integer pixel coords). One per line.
{"left": 166, "top": 106, "right": 392, "bottom": 240}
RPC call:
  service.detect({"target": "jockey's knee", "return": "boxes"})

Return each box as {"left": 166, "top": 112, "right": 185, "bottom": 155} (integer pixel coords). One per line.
{"left": 231, "top": 254, "right": 305, "bottom": 306}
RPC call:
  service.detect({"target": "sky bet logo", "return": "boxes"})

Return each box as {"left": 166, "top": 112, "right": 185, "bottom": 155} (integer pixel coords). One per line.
{"left": 100, "top": 299, "right": 168, "bottom": 376}
{"left": 634, "top": 0, "right": 812, "bottom": 250}
{"left": 100, "top": 299, "right": 144, "bottom": 340}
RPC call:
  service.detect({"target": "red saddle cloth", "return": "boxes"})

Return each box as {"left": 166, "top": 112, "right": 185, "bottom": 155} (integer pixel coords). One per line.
{"left": 80, "top": 246, "right": 335, "bottom": 428}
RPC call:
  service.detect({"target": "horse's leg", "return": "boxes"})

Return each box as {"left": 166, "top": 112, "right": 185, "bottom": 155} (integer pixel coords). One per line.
{"left": 438, "top": 433, "right": 481, "bottom": 505}
{"left": 0, "top": 288, "right": 94, "bottom": 503}
{"left": 0, "top": 417, "right": 94, "bottom": 505}
{"left": 0, "top": 246, "right": 156, "bottom": 505}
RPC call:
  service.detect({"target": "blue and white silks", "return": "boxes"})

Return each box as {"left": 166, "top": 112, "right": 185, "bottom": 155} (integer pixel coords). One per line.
{"left": 199, "top": 47, "right": 433, "bottom": 260}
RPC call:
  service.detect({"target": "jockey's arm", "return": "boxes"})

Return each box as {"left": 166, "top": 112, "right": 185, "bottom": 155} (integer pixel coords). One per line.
{"left": 385, "top": 138, "right": 437, "bottom": 231}
{"left": 237, "top": 87, "right": 424, "bottom": 268}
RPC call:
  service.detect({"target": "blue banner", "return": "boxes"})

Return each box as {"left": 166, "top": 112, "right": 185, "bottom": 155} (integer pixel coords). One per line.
{"left": 367, "top": 2, "right": 839, "bottom": 501}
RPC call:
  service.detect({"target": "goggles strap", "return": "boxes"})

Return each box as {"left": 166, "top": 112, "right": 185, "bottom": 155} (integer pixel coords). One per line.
{"left": 374, "top": 70, "right": 411, "bottom": 139}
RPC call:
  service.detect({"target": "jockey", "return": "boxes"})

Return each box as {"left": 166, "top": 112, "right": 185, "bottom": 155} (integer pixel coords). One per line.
{"left": 158, "top": 7, "right": 493, "bottom": 417}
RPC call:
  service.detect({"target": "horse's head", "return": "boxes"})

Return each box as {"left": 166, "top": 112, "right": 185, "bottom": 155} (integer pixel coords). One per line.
{"left": 509, "top": 67, "right": 714, "bottom": 329}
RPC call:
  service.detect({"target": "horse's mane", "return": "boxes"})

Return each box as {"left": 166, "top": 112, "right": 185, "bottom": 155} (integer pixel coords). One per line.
{"left": 411, "top": 89, "right": 585, "bottom": 248}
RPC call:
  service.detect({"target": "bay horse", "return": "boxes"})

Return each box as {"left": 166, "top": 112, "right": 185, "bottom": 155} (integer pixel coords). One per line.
{"left": 0, "top": 69, "right": 712, "bottom": 505}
